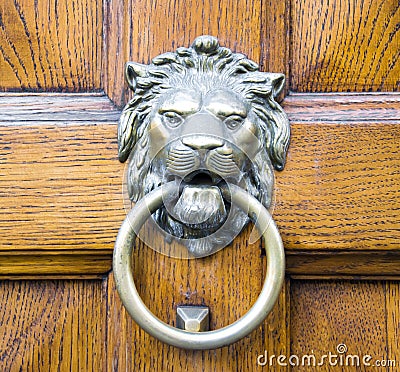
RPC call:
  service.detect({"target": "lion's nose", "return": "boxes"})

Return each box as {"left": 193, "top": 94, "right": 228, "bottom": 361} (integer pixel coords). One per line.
{"left": 182, "top": 135, "right": 224, "bottom": 150}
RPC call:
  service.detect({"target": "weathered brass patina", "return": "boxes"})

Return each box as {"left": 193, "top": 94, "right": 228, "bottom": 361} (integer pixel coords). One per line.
{"left": 118, "top": 35, "right": 290, "bottom": 257}
{"left": 113, "top": 36, "right": 290, "bottom": 349}
{"left": 176, "top": 305, "right": 210, "bottom": 332}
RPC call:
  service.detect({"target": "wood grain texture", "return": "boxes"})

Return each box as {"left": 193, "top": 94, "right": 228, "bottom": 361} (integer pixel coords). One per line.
{"left": 0, "top": 0, "right": 102, "bottom": 91}
{"left": 386, "top": 282, "right": 400, "bottom": 372}
{"left": 283, "top": 93, "right": 400, "bottom": 122}
{"left": 0, "top": 93, "right": 119, "bottom": 122}
{"left": 286, "top": 251, "right": 400, "bottom": 278}
{"left": 103, "top": 0, "right": 264, "bottom": 107}
{"left": 0, "top": 94, "right": 120, "bottom": 275}
{"left": 291, "top": 0, "right": 400, "bottom": 92}
{"left": 281, "top": 93, "right": 400, "bottom": 255}
{"left": 275, "top": 121, "right": 400, "bottom": 251}
{"left": 0, "top": 123, "right": 123, "bottom": 251}
{"left": 0, "top": 94, "right": 121, "bottom": 254}
{"left": 260, "top": 0, "right": 290, "bottom": 100}
{"left": 290, "top": 281, "right": 398, "bottom": 371}
{"left": 0, "top": 252, "right": 112, "bottom": 277}
{"left": 105, "top": 246, "right": 289, "bottom": 371}
{"left": 0, "top": 279, "right": 105, "bottom": 371}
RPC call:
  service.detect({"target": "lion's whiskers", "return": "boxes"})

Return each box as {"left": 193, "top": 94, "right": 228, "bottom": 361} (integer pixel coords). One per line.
{"left": 206, "top": 152, "right": 239, "bottom": 178}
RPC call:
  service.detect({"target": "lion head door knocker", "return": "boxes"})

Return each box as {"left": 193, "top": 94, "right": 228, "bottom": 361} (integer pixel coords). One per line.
{"left": 113, "top": 36, "right": 290, "bottom": 349}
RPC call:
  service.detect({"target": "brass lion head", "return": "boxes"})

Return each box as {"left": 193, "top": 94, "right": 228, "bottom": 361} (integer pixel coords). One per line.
{"left": 118, "top": 36, "right": 290, "bottom": 257}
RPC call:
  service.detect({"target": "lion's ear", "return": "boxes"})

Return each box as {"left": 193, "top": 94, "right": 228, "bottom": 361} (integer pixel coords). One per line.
{"left": 125, "top": 62, "right": 148, "bottom": 91}
{"left": 263, "top": 73, "right": 290, "bottom": 171}
{"left": 268, "top": 106, "right": 290, "bottom": 171}
{"left": 118, "top": 108, "right": 137, "bottom": 163}
{"left": 267, "top": 73, "right": 285, "bottom": 99}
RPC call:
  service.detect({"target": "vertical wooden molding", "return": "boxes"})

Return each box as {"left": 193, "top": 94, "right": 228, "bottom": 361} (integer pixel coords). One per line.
{"left": 264, "top": 278, "right": 291, "bottom": 371}
{"left": 102, "top": 0, "right": 132, "bottom": 107}
{"left": 386, "top": 282, "right": 400, "bottom": 371}
{"left": 260, "top": 0, "right": 291, "bottom": 99}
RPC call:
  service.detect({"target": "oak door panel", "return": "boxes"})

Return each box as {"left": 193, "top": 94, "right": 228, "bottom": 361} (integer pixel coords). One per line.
{"left": 290, "top": 280, "right": 399, "bottom": 371}
{"left": 0, "top": 0, "right": 399, "bottom": 370}
{"left": 275, "top": 119, "right": 400, "bottom": 252}
{"left": 0, "top": 94, "right": 121, "bottom": 275}
{"left": 0, "top": 0, "right": 103, "bottom": 91}
{"left": 0, "top": 280, "right": 105, "bottom": 371}
{"left": 291, "top": 0, "right": 400, "bottom": 92}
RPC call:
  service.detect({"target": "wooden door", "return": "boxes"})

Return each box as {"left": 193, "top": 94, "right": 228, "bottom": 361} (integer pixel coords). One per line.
{"left": 0, "top": 0, "right": 399, "bottom": 371}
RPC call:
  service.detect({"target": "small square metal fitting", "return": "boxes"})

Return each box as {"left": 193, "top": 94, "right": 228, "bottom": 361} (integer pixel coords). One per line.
{"left": 176, "top": 306, "right": 210, "bottom": 332}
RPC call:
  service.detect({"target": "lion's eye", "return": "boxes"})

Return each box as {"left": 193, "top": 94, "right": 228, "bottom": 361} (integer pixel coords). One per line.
{"left": 162, "top": 111, "right": 184, "bottom": 128}
{"left": 224, "top": 115, "right": 245, "bottom": 130}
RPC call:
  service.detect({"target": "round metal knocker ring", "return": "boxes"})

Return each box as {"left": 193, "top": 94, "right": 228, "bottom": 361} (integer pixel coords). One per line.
{"left": 113, "top": 182, "right": 285, "bottom": 350}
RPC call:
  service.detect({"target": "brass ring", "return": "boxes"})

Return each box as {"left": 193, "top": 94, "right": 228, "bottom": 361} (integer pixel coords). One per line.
{"left": 113, "top": 182, "right": 285, "bottom": 350}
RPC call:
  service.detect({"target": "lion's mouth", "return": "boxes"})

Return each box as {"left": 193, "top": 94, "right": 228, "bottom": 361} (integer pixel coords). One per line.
{"left": 166, "top": 171, "right": 229, "bottom": 230}
{"left": 182, "top": 170, "right": 223, "bottom": 186}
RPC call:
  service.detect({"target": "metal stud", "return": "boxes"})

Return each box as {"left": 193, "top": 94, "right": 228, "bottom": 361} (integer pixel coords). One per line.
{"left": 176, "top": 306, "right": 210, "bottom": 332}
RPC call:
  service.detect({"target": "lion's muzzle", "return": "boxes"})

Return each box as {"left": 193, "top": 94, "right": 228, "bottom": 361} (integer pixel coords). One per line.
{"left": 163, "top": 129, "right": 247, "bottom": 236}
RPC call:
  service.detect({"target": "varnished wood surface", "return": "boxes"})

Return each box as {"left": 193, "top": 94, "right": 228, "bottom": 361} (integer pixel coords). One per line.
{"left": 0, "top": 93, "right": 399, "bottom": 275}
{"left": 0, "top": 279, "right": 105, "bottom": 371}
{"left": 281, "top": 93, "right": 400, "bottom": 253}
{"left": 283, "top": 93, "right": 400, "bottom": 122}
{"left": 0, "top": 0, "right": 399, "bottom": 370}
{"left": 106, "top": 250, "right": 289, "bottom": 372}
{"left": 387, "top": 283, "right": 400, "bottom": 372}
{"left": 0, "top": 122, "right": 123, "bottom": 252}
{"left": 0, "top": 95, "right": 121, "bottom": 275}
{"left": 290, "top": 280, "right": 399, "bottom": 371}
{"left": 103, "top": 0, "right": 283, "bottom": 107}
{"left": 0, "top": 0, "right": 102, "bottom": 91}
{"left": 286, "top": 251, "right": 400, "bottom": 278}
{"left": 0, "top": 93, "right": 119, "bottom": 122}
{"left": 260, "top": 0, "right": 290, "bottom": 88}
{"left": 275, "top": 120, "right": 399, "bottom": 251}
{"left": 291, "top": 0, "right": 400, "bottom": 92}
{"left": 0, "top": 251, "right": 111, "bottom": 278}
{"left": 1, "top": 277, "right": 399, "bottom": 371}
